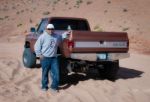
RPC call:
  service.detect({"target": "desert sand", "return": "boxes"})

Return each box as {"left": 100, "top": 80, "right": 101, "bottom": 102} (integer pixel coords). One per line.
{"left": 0, "top": 41, "right": 150, "bottom": 102}
{"left": 0, "top": 0, "right": 150, "bottom": 102}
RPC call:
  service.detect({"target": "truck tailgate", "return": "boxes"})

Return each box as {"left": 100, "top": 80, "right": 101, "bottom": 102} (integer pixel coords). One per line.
{"left": 71, "top": 31, "right": 129, "bottom": 53}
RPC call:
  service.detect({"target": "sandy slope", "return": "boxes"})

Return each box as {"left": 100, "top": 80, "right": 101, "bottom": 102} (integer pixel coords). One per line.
{"left": 0, "top": 0, "right": 150, "bottom": 53}
{"left": 0, "top": 41, "right": 150, "bottom": 102}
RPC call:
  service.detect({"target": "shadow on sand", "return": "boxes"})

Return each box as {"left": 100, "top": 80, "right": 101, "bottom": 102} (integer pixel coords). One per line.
{"left": 33, "top": 63, "right": 144, "bottom": 90}
{"left": 117, "top": 67, "right": 144, "bottom": 79}
{"left": 59, "top": 67, "right": 144, "bottom": 89}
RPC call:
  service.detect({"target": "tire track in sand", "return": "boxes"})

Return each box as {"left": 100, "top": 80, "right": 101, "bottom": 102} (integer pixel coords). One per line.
{"left": 0, "top": 57, "right": 21, "bottom": 83}
{"left": 65, "top": 85, "right": 97, "bottom": 102}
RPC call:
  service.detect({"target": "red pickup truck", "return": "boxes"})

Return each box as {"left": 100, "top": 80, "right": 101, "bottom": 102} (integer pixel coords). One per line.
{"left": 23, "top": 17, "right": 129, "bottom": 80}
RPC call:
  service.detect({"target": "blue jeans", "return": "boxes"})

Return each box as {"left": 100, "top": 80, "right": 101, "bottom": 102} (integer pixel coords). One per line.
{"left": 41, "top": 57, "right": 59, "bottom": 90}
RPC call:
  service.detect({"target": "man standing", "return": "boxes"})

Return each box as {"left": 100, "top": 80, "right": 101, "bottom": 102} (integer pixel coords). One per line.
{"left": 34, "top": 24, "right": 61, "bottom": 92}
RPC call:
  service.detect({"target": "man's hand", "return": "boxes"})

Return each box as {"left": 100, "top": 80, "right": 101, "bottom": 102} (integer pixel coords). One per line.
{"left": 62, "top": 31, "right": 72, "bottom": 39}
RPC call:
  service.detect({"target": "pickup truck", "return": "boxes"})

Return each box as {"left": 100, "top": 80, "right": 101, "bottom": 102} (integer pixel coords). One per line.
{"left": 23, "top": 17, "right": 129, "bottom": 80}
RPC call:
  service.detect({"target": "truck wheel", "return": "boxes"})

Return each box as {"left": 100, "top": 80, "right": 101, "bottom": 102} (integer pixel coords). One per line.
{"left": 23, "top": 48, "right": 36, "bottom": 68}
{"left": 98, "top": 60, "right": 119, "bottom": 80}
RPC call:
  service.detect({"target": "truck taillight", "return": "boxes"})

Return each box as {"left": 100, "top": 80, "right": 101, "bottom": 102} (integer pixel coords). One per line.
{"left": 68, "top": 41, "right": 74, "bottom": 48}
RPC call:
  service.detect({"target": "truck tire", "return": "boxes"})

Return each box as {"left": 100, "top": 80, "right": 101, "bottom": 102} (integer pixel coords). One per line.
{"left": 98, "top": 60, "right": 119, "bottom": 80}
{"left": 23, "top": 48, "right": 36, "bottom": 68}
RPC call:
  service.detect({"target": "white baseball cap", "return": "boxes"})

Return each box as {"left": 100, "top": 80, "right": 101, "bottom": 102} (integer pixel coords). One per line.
{"left": 46, "top": 24, "right": 54, "bottom": 29}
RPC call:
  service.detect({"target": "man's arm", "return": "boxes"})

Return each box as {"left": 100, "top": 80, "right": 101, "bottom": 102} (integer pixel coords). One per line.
{"left": 34, "top": 36, "right": 43, "bottom": 58}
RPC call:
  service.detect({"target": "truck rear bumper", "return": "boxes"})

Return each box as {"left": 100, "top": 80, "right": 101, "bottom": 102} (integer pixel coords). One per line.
{"left": 70, "top": 53, "right": 130, "bottom": 61}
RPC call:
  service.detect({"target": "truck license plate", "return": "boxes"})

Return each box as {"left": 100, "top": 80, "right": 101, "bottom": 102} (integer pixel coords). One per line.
{"left": 97, "top": 53, "right": 107, "bottom": 60}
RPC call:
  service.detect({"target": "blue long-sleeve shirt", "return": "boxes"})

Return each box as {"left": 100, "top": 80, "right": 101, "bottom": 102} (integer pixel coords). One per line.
{"left": 34, "top": 31, "right": 64, "bottom": 57}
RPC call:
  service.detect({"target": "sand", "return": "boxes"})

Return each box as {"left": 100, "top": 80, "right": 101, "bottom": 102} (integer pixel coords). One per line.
{"left": 0, "top": 0, "right": 150, "bottom": 102}
{"left": 0, "top": 42, "right": 150, "bottom": 102}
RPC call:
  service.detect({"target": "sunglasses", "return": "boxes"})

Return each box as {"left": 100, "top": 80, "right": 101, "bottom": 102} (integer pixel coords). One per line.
{"left": 47, "top": 29, "right": 54, "bottom": 30}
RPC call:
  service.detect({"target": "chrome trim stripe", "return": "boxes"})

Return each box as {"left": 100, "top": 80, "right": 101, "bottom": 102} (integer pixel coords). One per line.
{"left": 75, "top": 41, "right": 127, "bottom": 48}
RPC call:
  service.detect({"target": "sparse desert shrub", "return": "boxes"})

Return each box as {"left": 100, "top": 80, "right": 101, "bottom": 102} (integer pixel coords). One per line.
{"left": 74, "top": 5, "right": 79, "bottom": 8}
{"left": 4, "top": 16, "right": 9, "bottom": 19}
{"left": 104, "top": 10, "right": 108, "bottom": 13}
{"left": 0, "top": 18, "right": 4, "bottom": 20}
{"left": 53, "top": 1, "right": 57, "bottom": 5}
{"left": 3, "top": 5, "right": 9, "bottom": 11}
{"left": 87, "top": 1, "right": 93, "bottom": 5}
{"left": 136, "top": 28, "right": 140, "bottom": 31}
{"left": 107, "top": 1, "right": 111, "bottom": 4}
{"left": 17, "top": 4, "right": 20, "bottom": 6}
{"left": 65, "top": 2, "right": 68, "bottom": 5}
{"left": 33, "top": 7, "right": 36, "bottom": 10}
{"left": 17, "top": 23, "right": 23, "bottom": 27}
{"left": 21, "top": 10, "right": 24, "bottom": 13}
{"left": 93, "top": 25, "right": 103, "bottom": 32}
{"left": 76, "top": 0, "right": 83, "bottom": 4}
{"left": 122, "top": 27, "right": 129, "bottom": 31}
{"left": 75, "top": 0, "right": 83, "bottom": 8}
{"left": 16, "top": 11, "right": 20, "bottom": 15}
{"left": 123, "top": 9, "right": 128, "bottom": 12}
{"left": 29, "top": 18, "right": 33, "bottom": 23}
{"left": 35, "top": 23, "right": 39, "bottom": 27}
{"left": 12, "top": 6, "right": 16, "bottom": 9}
{"left": 6, "top": 1, "right": 8, "bottom": 4}
{"left": 43, "top": 11, "right": 50, "bottom": 15}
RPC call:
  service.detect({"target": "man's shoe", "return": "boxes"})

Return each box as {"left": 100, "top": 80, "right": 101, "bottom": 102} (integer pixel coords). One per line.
{"left": 41, "top": 88, "right": 48, "bottom": 91}
{"left": 50, "top": 88, "right": 59, "bottom": 94}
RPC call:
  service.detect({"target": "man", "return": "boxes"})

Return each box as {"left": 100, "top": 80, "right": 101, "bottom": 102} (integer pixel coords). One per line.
{"left": 34, "top": 24, "right": 62, "bottom": 92}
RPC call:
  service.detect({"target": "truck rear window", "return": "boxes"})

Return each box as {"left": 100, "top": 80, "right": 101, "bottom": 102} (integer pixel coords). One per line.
{"left": 50, "top": 19, "right": 89, "bottom": 31}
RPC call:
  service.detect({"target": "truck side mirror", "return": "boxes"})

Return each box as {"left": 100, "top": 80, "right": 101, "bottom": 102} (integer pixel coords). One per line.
{"left": 30, "top": 27, "right": 36, "bottom": 33}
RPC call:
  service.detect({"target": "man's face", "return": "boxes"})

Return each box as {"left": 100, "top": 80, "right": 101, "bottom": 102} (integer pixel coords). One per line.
{"left": 46, "top": 29, "right": 54, "bottom": 35}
